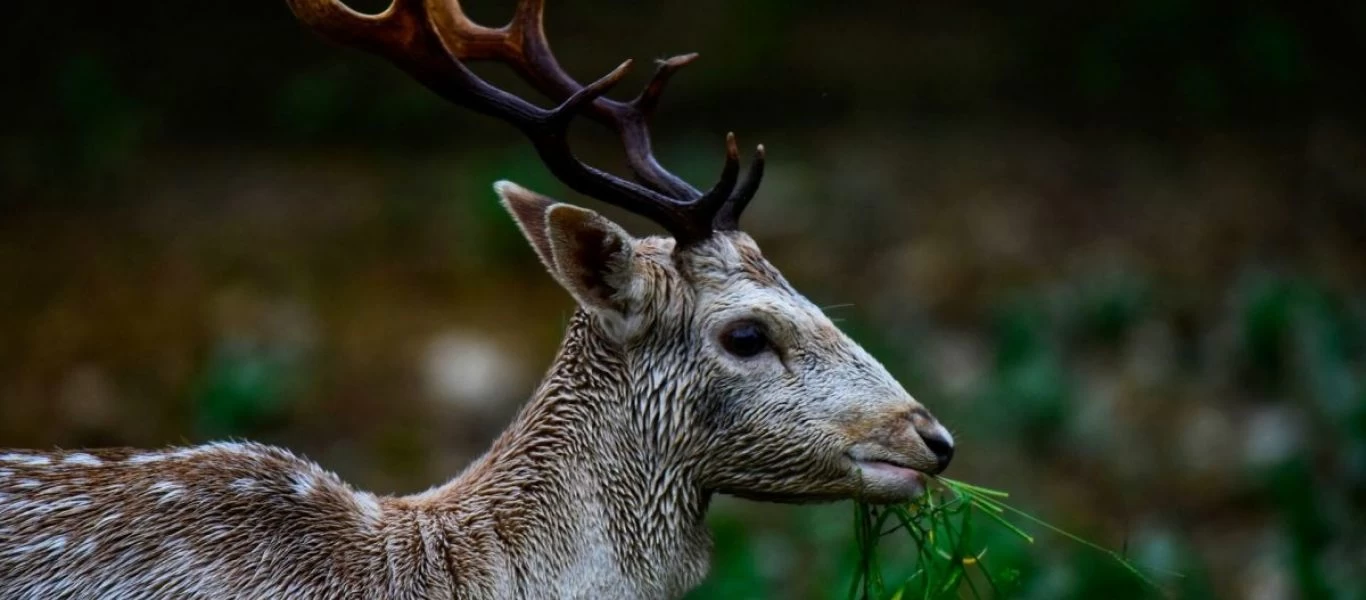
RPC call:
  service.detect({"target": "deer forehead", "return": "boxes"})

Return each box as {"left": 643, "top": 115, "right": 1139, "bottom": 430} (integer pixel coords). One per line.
{"left": 631, "top": 233, "right": 843, "bottom": 343}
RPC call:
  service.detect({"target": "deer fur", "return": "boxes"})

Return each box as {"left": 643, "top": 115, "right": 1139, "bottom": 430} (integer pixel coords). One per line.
{"left": 0, "top": 183, "right": 953, "bottom": 598}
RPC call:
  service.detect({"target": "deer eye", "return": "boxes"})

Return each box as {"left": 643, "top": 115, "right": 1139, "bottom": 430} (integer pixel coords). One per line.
{"left": 720, "top": 321, "right": 770, "bottom": 358}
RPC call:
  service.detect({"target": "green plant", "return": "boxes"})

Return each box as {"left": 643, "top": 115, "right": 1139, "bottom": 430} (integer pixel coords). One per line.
{"left": 849, "top": 478, "right": 1164, "bottom": 600}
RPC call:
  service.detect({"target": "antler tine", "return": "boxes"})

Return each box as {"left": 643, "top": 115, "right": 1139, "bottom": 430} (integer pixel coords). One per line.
{"left": 498, "top": 0, "right": 703, "bottom": 201}
{"left": 700, "top": 132, "right": 742, "bottom": 205}
{"left": 523, "top": 63, "right": 715, "bottom": 239}
{"left": 544, "top": 60, "right": 635, "bottom": 129}
{"left": 606, "top": 54, "right": 703, "bottom": 199}
{"left": 714, "top": 144, "right": 766, "bottom": 231}
{"left": 631, "top": 54, "right": 699, "bottom": 118}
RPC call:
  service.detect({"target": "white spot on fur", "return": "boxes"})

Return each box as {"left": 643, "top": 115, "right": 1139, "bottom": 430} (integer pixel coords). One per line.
{"left": 200, "top": 442, "right": 255, "bottom": 457}
{"left": 148, "top": 481, "right": 184, "bottom": 502}
{"left": 1, "top": 499, "right": 37, "bottom": 516}
{"left": 290, "top": 472, "right": 316, "bottom": 496}
{"left": 353, "top": 491, "right": 383, "bottom": 522}
{"left": 49, "top": 495, "right": 93, "bottom": 512}
{"left": 160, "top": 442, "right": 259, "bottom": 463}
{"left": 0, "top": 454, "right": 50, "bottom": 466}
{"left": 12, "top": 535, "right": 67, "bottom": 555}
{"left": 62, "top": 453, "right": 102, "bottom": 467}
{"left": 127, "top": 453, "right": 167, "bottom": 464}
{"left": 94, "top": 511, "right": 122, "bottom": 529}
{"left": 77, "top": 538, "right": 98, "bottom": 556}
{"left": 229, "top": 478, "right": 258, "bottom": 492}
{"left": 14, "top": 479, "right": 39, "bottom": 489}
{"left": 214, "top": 442, "right": 255, "bottom": 454}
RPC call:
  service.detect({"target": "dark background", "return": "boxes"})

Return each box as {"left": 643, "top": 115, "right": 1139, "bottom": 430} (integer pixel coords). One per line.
{"left": 3, "top": 1, "right": 1365, "bottom": 597}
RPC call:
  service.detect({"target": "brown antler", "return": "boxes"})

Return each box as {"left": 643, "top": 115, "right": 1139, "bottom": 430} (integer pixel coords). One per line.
{"left": 285, "top": 0, "right": 764, "bottom": 243}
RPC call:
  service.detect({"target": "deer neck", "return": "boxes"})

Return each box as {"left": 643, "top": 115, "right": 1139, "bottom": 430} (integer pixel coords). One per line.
{"left": 424, "top": 310, "right": 713, "bottom": 598}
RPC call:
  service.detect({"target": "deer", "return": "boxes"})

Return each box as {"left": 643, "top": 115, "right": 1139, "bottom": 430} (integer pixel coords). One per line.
{"left": 0, "top": 0, "right": 956, "bottom": 598}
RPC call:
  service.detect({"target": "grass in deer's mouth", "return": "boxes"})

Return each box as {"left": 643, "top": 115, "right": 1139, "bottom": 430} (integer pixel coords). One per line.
{"left": 849, "top": 477, "right": 1167, "bottom": 599}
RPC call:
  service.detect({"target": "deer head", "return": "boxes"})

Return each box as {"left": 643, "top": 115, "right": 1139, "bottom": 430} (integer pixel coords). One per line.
{"left": 286, "top": 0, "right": 954, "bottom": 504}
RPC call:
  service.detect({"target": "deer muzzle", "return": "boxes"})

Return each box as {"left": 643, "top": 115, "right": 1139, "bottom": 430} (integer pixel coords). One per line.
{"left": 844, "top": 405, "right": 955, "bottom": 502}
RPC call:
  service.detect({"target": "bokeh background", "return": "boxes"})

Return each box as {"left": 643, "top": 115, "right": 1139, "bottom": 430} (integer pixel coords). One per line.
{"left": 3, "top": 0, "right": 1365, "bottom": 597}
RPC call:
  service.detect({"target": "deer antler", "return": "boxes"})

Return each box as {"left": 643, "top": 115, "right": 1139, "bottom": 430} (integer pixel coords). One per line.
{"left": 285, "top": 0, "right": 765, "bottom": 243}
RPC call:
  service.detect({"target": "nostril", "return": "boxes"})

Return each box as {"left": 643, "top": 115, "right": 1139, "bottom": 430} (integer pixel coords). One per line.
{"left": 920, "top": 432, "right": 954, "bottom": 474}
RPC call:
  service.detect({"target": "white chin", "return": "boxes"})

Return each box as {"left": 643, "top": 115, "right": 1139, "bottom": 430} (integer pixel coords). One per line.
{"left": 854, "top": 460, "right": 927, "bottom": 502}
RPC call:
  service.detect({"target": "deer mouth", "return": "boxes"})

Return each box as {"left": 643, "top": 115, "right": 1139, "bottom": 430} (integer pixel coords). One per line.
{"left": 846, "top": 450, "right": 929, "bottom": 501}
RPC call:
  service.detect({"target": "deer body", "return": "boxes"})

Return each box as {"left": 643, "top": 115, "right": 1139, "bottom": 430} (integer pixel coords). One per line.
{"left": 1, "top": 0, "right": 956, "bottom": 596}
{"left": 1, "top": 311, "right": 712, "bottom": 599}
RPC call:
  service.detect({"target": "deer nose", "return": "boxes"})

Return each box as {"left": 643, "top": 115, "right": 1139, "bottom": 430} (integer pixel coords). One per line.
{"left": 907, "top": 408, "right": 955, "bottom": 474}
{"left": 919, "top": 429, "right": 954, "bottom": 474}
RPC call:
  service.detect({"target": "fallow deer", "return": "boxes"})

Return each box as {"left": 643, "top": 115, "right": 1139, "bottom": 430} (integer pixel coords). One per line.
{"left": 0, "top": 0, "right": 955, "bottom": 597}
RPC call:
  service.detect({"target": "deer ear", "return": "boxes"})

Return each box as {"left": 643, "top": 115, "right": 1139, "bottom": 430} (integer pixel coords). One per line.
{"left": 496, "top": 180, "right": 559, "bottom": 271}
{"left": 495, "top": 181, "right": 638, "bottom": 316}
{"left": 543, "top": 203, "right": 638, "bottom": 315}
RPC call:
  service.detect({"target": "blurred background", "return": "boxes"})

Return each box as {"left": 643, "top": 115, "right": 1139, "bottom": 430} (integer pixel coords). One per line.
{"left": 3, "top": 0, "right": 1364, "bottom": 597}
